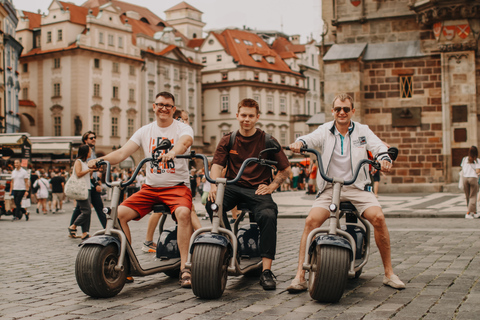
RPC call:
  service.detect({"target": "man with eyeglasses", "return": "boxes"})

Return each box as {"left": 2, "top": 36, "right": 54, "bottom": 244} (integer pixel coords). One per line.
{"left": 69, "top": 131, "right": 106, "bottom": 230}
{"left": 88, "top": 91, "right": 194, "bottom": 288}
{"left": 286, "top": 93, "right": 405, "bottom": 293}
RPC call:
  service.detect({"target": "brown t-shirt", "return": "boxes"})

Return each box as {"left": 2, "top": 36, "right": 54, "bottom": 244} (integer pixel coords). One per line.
{"left": 212, "top": 129, "right": 290, "bottom": 189}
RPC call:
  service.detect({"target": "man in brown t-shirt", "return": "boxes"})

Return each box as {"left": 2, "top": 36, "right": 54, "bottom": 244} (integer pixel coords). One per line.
{"left": 207, "top": 98, "right": 291, "bottom": 290}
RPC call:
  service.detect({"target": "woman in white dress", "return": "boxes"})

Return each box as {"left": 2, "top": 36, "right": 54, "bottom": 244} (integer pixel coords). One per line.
{"left": 33, "top": 172, "right": 49, "bottom": 214}
{"left": 461, "top": 146, "right": 480, "bottom": 219}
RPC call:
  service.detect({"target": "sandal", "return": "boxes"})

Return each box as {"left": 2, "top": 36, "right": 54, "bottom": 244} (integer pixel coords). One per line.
{"left": 68, "top": 227, "right": 77, "bottom": 238}
{"left": 179, "top": 268, "right": 192, "bottom": 288}
{"left": 81, "top": 234, "right": 90, "bottom": 240}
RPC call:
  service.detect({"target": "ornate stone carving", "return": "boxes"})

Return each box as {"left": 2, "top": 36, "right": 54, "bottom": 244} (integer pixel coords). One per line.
{"left": 438, "top": 41, "right": 477, "bottom": 52}
{"left": 410, "top": 1, "right": 480, "bottom": 26}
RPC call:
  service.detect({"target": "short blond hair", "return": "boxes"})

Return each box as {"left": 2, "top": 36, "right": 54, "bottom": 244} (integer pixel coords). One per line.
{"left": 332, "top": 93, "right": 354, "bottom": 109}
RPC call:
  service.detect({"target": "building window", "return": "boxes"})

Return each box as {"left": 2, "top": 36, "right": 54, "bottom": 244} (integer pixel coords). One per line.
{"left": 35, "top": 34, "right": 41, "bottom": 48}
{"left": 111, "top": 117, "right": 118, "bottom": 136}
{"left": 280, "top": 132, "right": 287, "bottom": 146}
{"left": 53, "top": 83, "right": 61, "bottom": 97}
{"left": 22, "top": 63, "right": 28, "bottom": 73}
{"left": 202, "top": 57, "right": 206, "bottom": 64}
{"left": 253, "top": 94, "right": 260, "bottom": 106}
{"left": 129, "top": 65, "right": 135, "bottom": 75}
{"left": 311, "top": 54, "right": 315, "bottom": 67}
{"left": 113, "top": 86, "right": 119, "bottom": 99}
{"left": 108, "top": 34, "right": 114, "bottom": 46}
{"left": 94, "top": 59, "right": 100, "bottom": 69}
{"left": 217, "top": 55, "right": 222, "bottom": 62}
{"left": 222, "top": 73, "right": 228, "bottom": 81}
{"left": 54, "top": 116, "right": 61, "bottom": 136}
{"left": 128, "top": 118, "right": 134, "bottom": 137}
{"left": 188, "top": 95, "right": 193, "bottom": 109}
{"left": 280, "top": 97, "right": 286, "bottom": 114}
{"left": 313, "top": 79, "right": 316, "bottom": 91}
{"left": 188, "top": 71, "right": 193, "bottom": 84}
{"left": 254, "top": 72, "right": 259, "bottom": 81}
{"left": 112, "top": 62, "right": 119, "bottom": 73}
{"left": 58, "top": 29, "right": 63, "bottom": 41}
{"left": 54, "top": 58, "right": 61, "bottom": 69}
{"left": 174, "top": 93, "right": 179, "bottom": 105}
{"left": 93, "top": 84, "right": 100, "bottom": 97}
{"left": 47, "top": 31, "right": 52, "bottom": 43}
{"left": 307, "top": 101, "right": 311, "bottom": 115}
{"left": 22, "top": 87, "right": 28, "bottom": 100}
{"left": 267, "top": 74, "right": 272, "bottom": 82}
{"left": 118, "top": 36, "right": 123, "bottom": 48}
{"left": 174, "top": 68, "right": 179, "bottom": 80}
{"left": 99, "top": 32, "right": 104, "bottom": 44}
{"left": 221, "top": 95, "right": 229, "bottom": 112}
{"left": 281, "top": 76, "right": 286, "bottom": 84}
{"left": 307, "top": 77, "right": 310, "bottom": 89}
{"left": 267, "top": 96, "right": 274, "bottom": 113}
{"left": 400, "top": 76, "right": 412, "bottom": 99}
{"left": 129, "top": 89, "right": 135, "bottom": 101}
{"left": 148, "top": 89, "right": 154, "bottom": 102}
{"left": 93, "top": 115, "right": 100, "bottom": 134}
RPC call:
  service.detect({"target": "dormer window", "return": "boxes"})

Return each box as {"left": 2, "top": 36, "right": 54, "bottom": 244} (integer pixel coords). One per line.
{"left": 252, "top": 54, "right": 262, "bottom": 62}
{"left": 266, "top": 56, "right": 275, "bottom": 64}
{"left": 234, "top": 38, "right": 240, "bottom": 43}
{"left": 243, "top": 40, "right": 253, "bottom": 46}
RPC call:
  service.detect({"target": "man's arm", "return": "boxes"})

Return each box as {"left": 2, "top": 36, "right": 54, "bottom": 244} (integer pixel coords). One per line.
{"left": 159, "top": 135, "right": 193, "bottom": 163}
{"left": 207, "top": 164, "right": 224, "bottom": 202}
{"left": 24, "top": 177, "right": 30, "bottom": 194}
{"left": 256, "top": 166, "right": 292, "bottom": 195}
{"left": 88, "top": 140, "right": 140, "bottom": 168}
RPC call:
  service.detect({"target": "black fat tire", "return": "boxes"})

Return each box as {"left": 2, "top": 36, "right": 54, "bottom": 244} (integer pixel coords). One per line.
{"left": 354, "top": 267, "right": 363, "bottom": 279}
{"left": 191, "top": 244, "right": 229, "bottom": 299}
{"left": 308, "top": 245, "right": 350, "bottom": 303}
{"left": 75, "top": 244, "right": 126, "bottom": 298}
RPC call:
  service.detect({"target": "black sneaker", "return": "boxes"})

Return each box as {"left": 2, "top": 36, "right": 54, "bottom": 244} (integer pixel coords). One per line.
{"left": 259, "top": 269, "right": 276, "bottom": 290}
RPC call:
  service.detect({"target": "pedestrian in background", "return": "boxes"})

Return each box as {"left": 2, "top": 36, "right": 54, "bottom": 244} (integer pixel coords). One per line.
{"left": 461, "top": 146, "right": 480, "bottom": 219}
{"left": 33, "top": 172, "right": 49, "bottom": 214}
{"left": 50, "top": 170, "right": 65, "bottom": 213}
{"left": 11, "top": 159, "right": 30, "bottom": 221}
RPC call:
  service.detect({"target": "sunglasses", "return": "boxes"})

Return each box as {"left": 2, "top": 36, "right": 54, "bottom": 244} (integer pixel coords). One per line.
{"left": 88, "top": 136, "right": 96, "bottom": 140}
{"left": 333, "top": 106, "right": 352, "bottom": 113}
{"left": 155, "top": 103, "right": 174, "bottom": 110}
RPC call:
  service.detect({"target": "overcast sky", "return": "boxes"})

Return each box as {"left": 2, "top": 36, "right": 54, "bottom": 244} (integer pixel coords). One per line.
{"left": 13, "top": 0, "right": 323, "bottom": 42}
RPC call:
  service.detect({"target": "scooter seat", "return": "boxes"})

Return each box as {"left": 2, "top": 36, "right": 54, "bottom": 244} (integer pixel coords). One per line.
{"left": 236, "top": 203, "right": 256, "bottom": 223}
{"left": 340, "top": 201, "right": 357, "bottom": 211}
{"left": 152, "top": 204, "right": 171, "bottom": 214}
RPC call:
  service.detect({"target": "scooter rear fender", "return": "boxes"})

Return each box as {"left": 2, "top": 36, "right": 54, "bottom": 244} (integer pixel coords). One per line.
{"left": 309, "top": 235, "right": 353, "bottom": 260}
{"left": 189, "top": 233, "right": 232, "bottom": 255}
{"left": 79, "top": 235, "right": 121, "bottom": 251}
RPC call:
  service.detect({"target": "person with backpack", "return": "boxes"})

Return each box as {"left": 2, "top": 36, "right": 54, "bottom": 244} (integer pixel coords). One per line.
{"left": 206, "top": 98, "right": 291, "bottom": 290}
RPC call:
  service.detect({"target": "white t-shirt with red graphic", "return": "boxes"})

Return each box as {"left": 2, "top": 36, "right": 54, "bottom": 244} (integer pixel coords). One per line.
{"left": 130, "top": 120, "right": 193, "bottom": 187}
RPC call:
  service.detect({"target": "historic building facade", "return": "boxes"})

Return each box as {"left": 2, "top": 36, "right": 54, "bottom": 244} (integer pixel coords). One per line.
{"left": 16, "top": 0, "right": 203, "bottom": 162}
{"left": 321, "top": 0, "right": 480, "bottom": 191}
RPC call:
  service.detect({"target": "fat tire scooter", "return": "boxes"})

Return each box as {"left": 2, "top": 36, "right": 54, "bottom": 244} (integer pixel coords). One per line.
{"left": 75, "top": 139, "right": 192, "bottom": 298}
{"left": 184, "top": 143, "right": 282, "bottom": 299}
{"left": 287, "top": 146, "right": 398, "bottom": 303}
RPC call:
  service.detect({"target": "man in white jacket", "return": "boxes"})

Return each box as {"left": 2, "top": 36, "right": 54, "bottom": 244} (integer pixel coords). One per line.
{"left": 286, "top": 93, "right": 405, "bottom": 292}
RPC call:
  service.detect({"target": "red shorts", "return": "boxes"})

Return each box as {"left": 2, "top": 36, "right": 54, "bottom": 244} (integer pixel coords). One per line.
{"left": 120, "top": 184, "right": 192, "bottom": 220}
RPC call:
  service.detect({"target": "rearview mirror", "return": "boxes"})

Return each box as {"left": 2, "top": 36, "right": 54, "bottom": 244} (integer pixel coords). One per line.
{"left": 388, "top": 147, "right": 398, "bottom": 161}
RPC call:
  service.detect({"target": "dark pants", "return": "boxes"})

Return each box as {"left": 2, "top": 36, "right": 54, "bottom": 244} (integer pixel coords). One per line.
{"left": 13, "top": 190, "right": 26, "bottom": 219}
{"left": 206, "top": 184, "right": 278, "bottom": 260}
{"left": 70, "top": 189, "right": 106, "bottom": 228}
{"left": 73, "top": 194, "right": 91, "bottom": 233}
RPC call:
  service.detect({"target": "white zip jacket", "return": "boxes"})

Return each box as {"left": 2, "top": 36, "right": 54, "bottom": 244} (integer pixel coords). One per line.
{"left": 296, "top": 120, "right": 389, "bottom": 193}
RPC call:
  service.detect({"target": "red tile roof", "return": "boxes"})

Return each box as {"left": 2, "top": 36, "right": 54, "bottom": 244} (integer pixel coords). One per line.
{"left": 59, "top": 1, "right": 98, "bottom": 26}
{"left": 165, "top": 1, "right": 203, "bottom": 13}
{"left": 19, "top": 11, "right": 41, "bottom": 30}
{"left": 19, "top": 100, "right": 36, "bottom": 107}
{"left": 219, "top": 29, "right": 299, "bottom": 75}
{"left": 271, "top": 37, "right": 305, "bottom": 54}
{"left": 187, "top": 38, "right": 204, "bottom": 49}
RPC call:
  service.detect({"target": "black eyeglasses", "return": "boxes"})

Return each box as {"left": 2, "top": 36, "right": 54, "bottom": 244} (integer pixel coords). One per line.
{"left": 155, "top": 103, "right": 174, "bottom": 110}
{"left": 333, "top": 106, "right": 352, "bottom": 113}
{"left": 88, "top": 136, "right": 96, "bottom": 140}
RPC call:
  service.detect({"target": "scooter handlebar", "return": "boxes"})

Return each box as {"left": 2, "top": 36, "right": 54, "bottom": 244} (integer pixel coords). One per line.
{"left": 285, "top": 146, "right": 376, "bottom": 186}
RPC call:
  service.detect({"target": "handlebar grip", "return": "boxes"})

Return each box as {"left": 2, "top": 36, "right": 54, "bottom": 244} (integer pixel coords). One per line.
{"left": 264, "top": 160, "right": 277, "bottom": 166}
{"left": 96, "top": 160, "right": 106, "bottom": 168}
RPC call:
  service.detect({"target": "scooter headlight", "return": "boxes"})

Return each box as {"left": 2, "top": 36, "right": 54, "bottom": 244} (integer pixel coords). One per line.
{"left": 329, "top": 203, "right": 337, "bottom": 212}
{"left": 210, "top": 203, "right": 219, "bottom": 212}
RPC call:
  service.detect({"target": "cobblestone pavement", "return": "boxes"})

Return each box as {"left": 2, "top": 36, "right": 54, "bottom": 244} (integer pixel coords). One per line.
{"left": 1, "top": 195, "right": 480, "bottom": 319}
